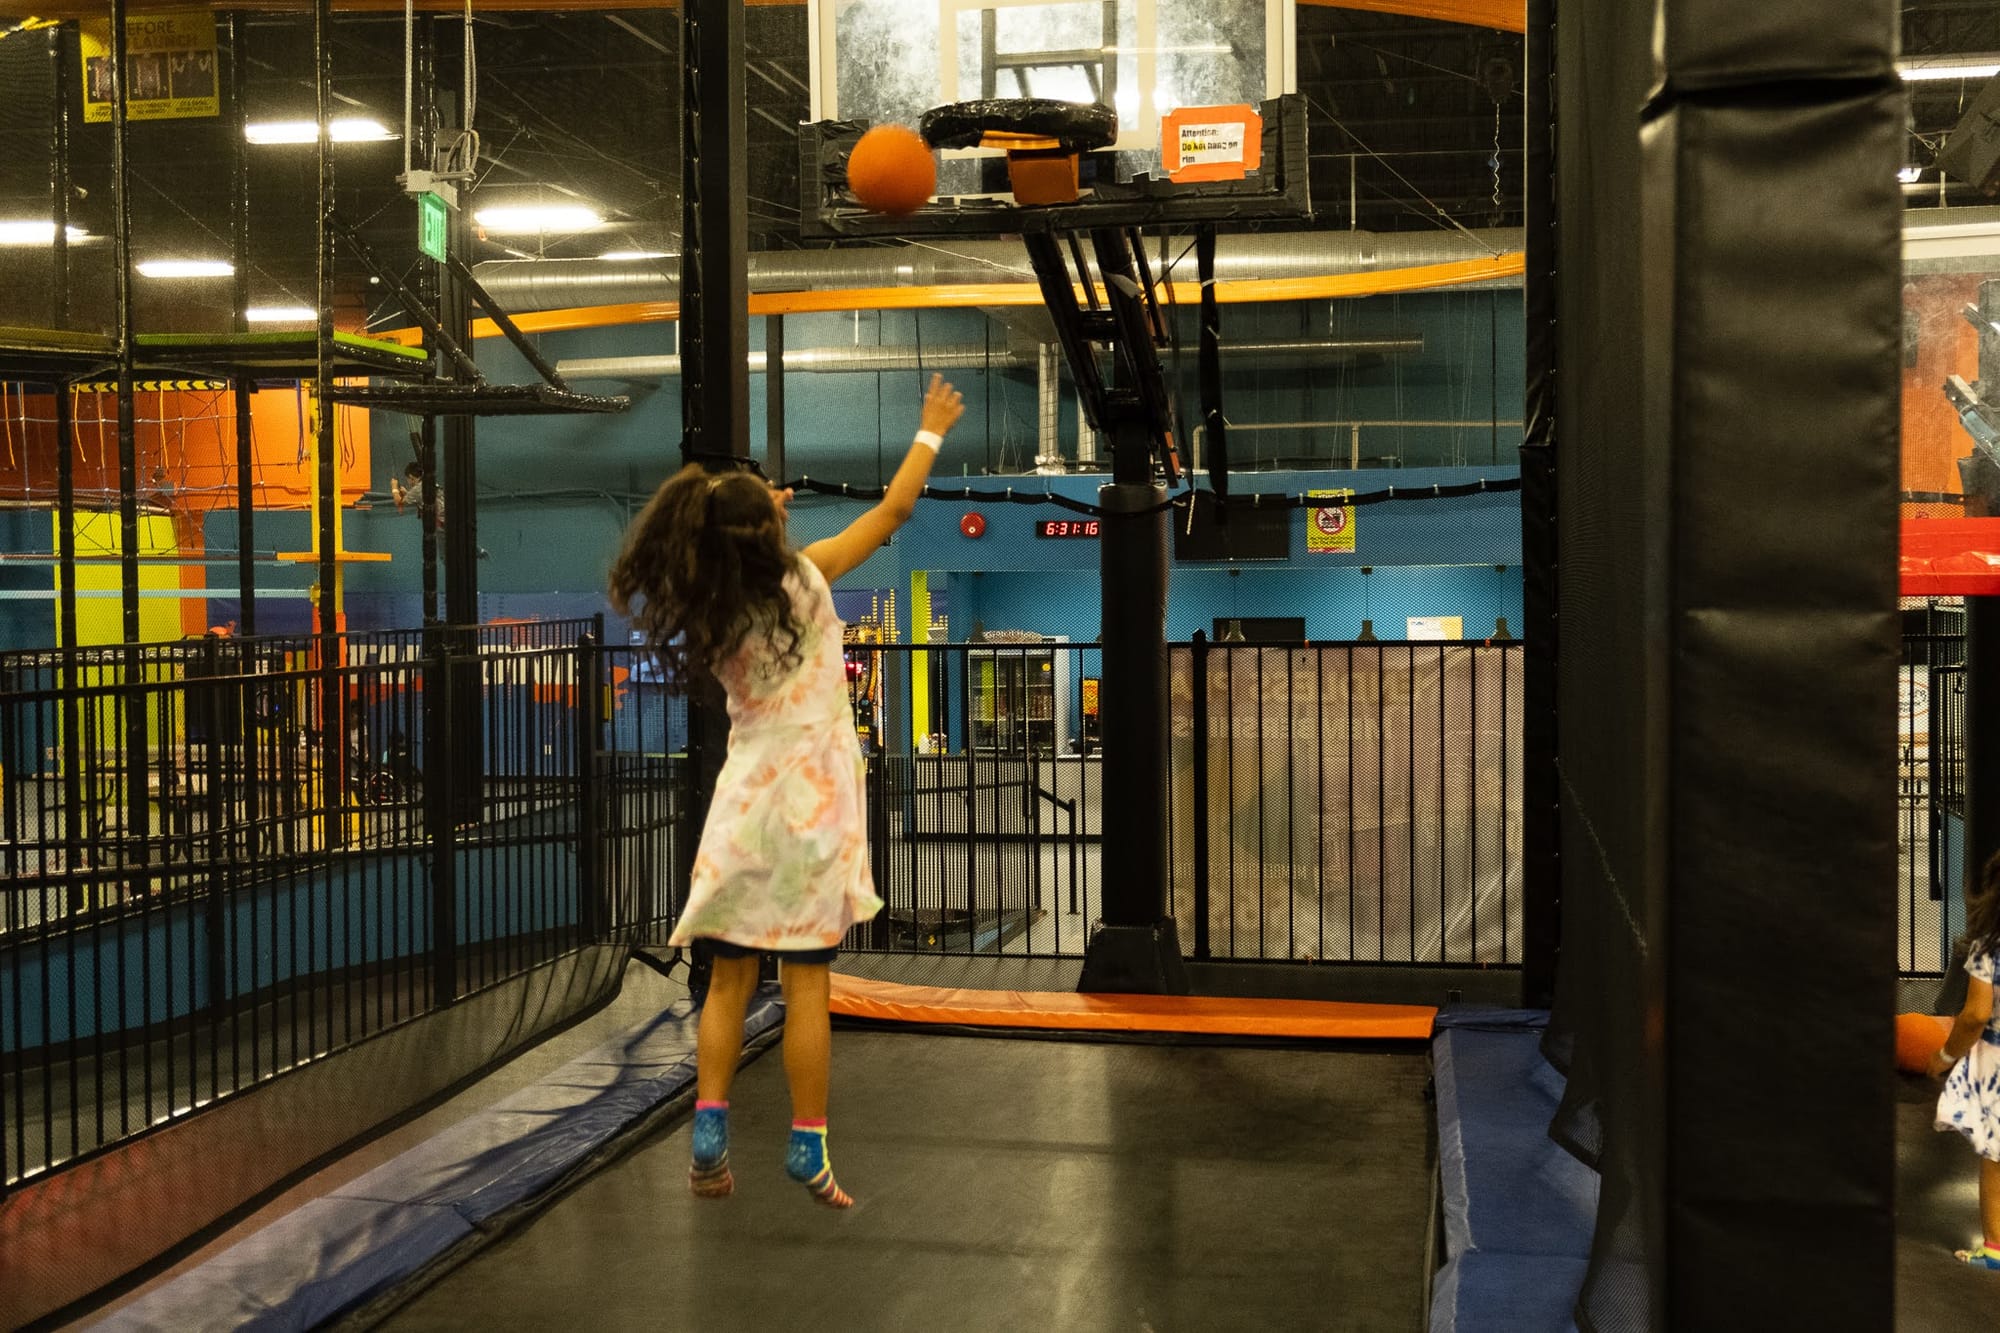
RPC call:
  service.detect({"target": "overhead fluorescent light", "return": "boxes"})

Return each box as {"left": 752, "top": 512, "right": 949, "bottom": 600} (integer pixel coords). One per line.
{"left": 137, "top": 259, "right": 235, "bottom": 278}
{"left": 0, "top": 221, "right": 87, "bottom": 245}
{"left": 1899, "top": 57, "right": 2000, "bottom": 82}
{"left": 474, "top": 205, "right": 604, "bottom": 234}
{"left": 1899, "top": 165, "right": 1925, "bottom": 184}
{"left": 245, "top": 305, "right": 316, "bottom": 322}
{"left": 245, "top": 117, "right": 395, "bottom": 144}
{"left": 599, "top": 249, "right": 669, "bottom": 261}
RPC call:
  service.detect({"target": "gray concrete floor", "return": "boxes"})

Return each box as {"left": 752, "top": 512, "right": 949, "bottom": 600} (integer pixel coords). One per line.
{"left": 1896, "top": 1071, "right": 2000, "bottom": 1330}
{"left": 382, "top": 1032, "right": 1436, "bottom": 1333}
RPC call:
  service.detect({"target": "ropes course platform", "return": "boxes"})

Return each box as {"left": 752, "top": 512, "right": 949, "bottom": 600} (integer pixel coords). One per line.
{"left": 322, "top": 381, "right": 630, "bottom": 417}
{"left": 134, "top": 329, "right": 430, "bottom": 380}
{"left": 0, "top": 325, "right": 117, "bottom": 380}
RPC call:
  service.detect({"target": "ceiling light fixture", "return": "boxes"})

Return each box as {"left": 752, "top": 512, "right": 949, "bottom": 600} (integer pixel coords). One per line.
{"left": 1899, "top": 165, "right": 1925, "bottom": 184}
{"left": 245, "top": 117, "right": 395, "bottom": 144}
{"left": 599, "top": 249, "right": 670, "bottom": 261}
{"left": 1899, "top": 57, "right": 2000, "bottom": 82}
{"left": 245, "top": 305, "right": 317, "bottom": 322}
{"left": 474, "top": 205, "right": 604, "bottom": 234}
{"left": 0, "top": 221, "right": 87, "bottom": 245}
{"left": 137, "top": 259, "right": 235, "bottom": 278}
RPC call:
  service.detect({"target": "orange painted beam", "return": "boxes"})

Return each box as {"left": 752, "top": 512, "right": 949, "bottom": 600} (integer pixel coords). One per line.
{"left": 829, "top": 973, "right": 1437, "bottom": 1039}
{"left": 395, "top": 252, "right": 1523, "bottom": 342}
{"left": 1298, "top": 0, "right": 1523, "bottom": 33}
{"left": 24, "top": 0, "right": 1513, "bottom": 20}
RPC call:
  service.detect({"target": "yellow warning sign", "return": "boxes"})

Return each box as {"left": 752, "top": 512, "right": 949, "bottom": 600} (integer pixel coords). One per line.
{"left": 1306, "top": 489, "right": 1356, "bottom": 554}
{"left": 81, "top": 11, "right": 219, "bottom": 124}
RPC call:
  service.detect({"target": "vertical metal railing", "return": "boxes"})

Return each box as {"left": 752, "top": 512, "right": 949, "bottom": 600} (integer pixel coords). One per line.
{"left": 1903, "top": 599, "right": 1966, "bottom": 978}
{"left": 0, "top": 621, "right": 632, "bottom": 1196}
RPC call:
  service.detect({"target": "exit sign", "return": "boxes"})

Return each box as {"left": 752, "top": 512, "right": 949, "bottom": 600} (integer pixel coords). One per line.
{"left": 418, "top": 191, "right": 449, "bottom": 263}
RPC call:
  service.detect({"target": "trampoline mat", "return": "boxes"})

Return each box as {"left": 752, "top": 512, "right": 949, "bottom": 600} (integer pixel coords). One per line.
{"left": 380, "top": 1031, "right": 1435, "bottom": 1332}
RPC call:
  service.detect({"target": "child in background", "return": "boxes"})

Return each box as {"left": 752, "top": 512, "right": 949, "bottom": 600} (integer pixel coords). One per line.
{"left": 1931, "top": 851, "right": 2000, "bottom": 1267}
{"left": 609, "top": 375, "right": 964, "bottom": 1208}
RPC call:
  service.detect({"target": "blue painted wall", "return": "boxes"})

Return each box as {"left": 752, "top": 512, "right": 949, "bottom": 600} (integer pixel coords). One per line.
{"left": 0, "top": 291, "right": 1524, "bottom": 650}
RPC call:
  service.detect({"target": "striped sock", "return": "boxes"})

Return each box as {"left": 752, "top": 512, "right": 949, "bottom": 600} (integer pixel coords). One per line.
{"left": 689, "top": 1101, "right": 733, "bottom": 1197}
{"left": 786, "top": 1120, "right": 853, "bottom": 1209}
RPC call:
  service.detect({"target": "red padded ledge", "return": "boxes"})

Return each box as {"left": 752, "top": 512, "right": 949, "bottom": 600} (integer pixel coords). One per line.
{"left": 829, "top": 973, "right": 1436, "bottom": 1040}
{"left": 1901, "top": 518, "right": 2000, "bottom": 597}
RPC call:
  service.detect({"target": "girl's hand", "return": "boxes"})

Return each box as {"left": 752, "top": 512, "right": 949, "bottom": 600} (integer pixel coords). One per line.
{"left": 919, "top": 374, "right": 966, "bottom": 438}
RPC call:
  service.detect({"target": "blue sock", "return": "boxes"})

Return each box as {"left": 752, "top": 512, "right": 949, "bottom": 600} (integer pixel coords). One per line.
{"left": 692, "top": 1101, "right": 729, "bottom": 1171}
{"left": 787, "top": 1119, "right": 852, "bottom": 1208}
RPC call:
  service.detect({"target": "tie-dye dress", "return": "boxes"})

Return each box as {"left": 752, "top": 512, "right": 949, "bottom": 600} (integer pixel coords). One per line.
{"left": 1937, "top": 946, "right": 2000, "bottom": 1160}
{"left": 669, "top": 557, "right": 882, "bottom": 952}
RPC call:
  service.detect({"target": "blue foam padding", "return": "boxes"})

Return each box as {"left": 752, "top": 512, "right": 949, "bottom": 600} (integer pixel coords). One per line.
{"left": 96, "top": 989, "right": 783, "bottom": 1332}
{"left": 1433, "top": 1007, "right": 1552, "bottom": 1031}
{"left": 1430, "top": 1024, "right": 1597, "bottom": 1333}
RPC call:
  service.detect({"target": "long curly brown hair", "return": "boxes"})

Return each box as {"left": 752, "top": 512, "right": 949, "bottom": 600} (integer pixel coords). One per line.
{"left": 1969, "top": 851, "right": 2000, "bottom": 961}
{"left": 608, "top": 464, "right": 805, "bottom": 692}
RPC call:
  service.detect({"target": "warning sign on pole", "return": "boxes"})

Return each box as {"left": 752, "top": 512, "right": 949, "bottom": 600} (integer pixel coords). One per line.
{"left": 81, "top": 11, "right": 219, "bottom": 124}
{"left": 1306, "top": 489, "right": 1356, "bottom": 554}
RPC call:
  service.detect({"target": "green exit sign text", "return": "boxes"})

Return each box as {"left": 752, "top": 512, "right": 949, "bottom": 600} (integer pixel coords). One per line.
{"left": 418, "top": 191, "right": 449, "bottom": 263}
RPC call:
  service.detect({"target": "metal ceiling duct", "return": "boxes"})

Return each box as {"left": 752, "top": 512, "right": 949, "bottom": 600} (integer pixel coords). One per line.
{"left": 556, "top": 336, "right": 1424, "bottom": 381}
{"left": 477, "top": 228, "right": 1524, "bottom": 312}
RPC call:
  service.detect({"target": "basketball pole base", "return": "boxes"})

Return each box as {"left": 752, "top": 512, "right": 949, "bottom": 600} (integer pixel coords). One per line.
{"left": 1080, "top": 920, "right": 1190, "bottom": 995}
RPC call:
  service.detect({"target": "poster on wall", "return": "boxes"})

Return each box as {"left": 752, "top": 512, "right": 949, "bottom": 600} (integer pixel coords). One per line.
{"left": 81, "top": 11, "right": 219, "bottom": 124}
{"left": 1406, "top": 616, "right": 1463, "bottom": 641}
{"left": 1306, "top": 489, "right": 1356, "bottom": 554}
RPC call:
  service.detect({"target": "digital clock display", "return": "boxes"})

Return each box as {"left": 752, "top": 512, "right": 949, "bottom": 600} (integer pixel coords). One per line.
{"left": 1035, "top": 519, "right": 1101, "bottom": 539}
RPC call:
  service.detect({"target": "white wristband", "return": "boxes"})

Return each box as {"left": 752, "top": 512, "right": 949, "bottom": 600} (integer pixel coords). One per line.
{"left": 914, "top": 430, "right": 943, "bottom": 452}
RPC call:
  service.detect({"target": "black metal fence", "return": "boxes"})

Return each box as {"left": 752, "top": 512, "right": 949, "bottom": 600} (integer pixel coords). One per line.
{"left": 3, "top": 623, "right": 1529, "bottom": 1196}
{"left": 1901, "top": 599, "right": 1966, "bottom": 978}
{"left": 0, "top": 621, "right": 645, "bottom": 1194}
{"left": 806, "top": 637, "right": 1523, "bottom": 966}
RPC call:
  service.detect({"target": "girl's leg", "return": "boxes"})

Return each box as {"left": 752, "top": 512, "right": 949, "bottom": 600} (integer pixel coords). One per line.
{"left": 1983, "top": 1158, "right": 2000, "bottom": 1247}
{"left": 689, "top": 952, "right": 760, "bottom": 1198}
{"left": 779, "top": 962, "right": 852, "bottom": 1208}
{"left": 696, "top": 952, "right": 762, "bottom": 1101}
{"left": 1956, "top": 1156, "right": 2000, "bottom": 1265}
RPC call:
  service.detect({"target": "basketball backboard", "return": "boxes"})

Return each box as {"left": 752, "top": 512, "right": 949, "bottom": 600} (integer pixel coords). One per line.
{"left": 809, "top": 0, "right": 1295, "bottom": 197}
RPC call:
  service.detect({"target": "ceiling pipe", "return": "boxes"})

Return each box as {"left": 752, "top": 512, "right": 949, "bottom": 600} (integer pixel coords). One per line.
{"left": 557, "top": 336, "right": 1425, "bottom": 381}
{"left": 478, "top": 228, "right": 1524, "bottom": 312}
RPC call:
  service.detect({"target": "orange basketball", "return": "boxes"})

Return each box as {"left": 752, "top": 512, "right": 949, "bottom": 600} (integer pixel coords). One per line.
{"left": 1895, "top": 1011, "right": 1952, "bottom": 1073}
{"left": 846, "top": 125, "right": 936, "bottom": 216}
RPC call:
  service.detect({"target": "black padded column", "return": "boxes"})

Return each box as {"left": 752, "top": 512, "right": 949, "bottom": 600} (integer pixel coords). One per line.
{"left": 1079, "top": 417, "right": 1185, "bottom": 995}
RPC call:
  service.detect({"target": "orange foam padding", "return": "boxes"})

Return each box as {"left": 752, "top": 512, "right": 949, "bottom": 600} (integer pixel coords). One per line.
{"left": 1895, "top": 1011, "right": 1953, "bottom": 1073}
{"left": 1004, "top": 149, "right": 1082, "bottom": 206}
{"left": 829, "top": 973, "right": 1436, "bottom": 1040}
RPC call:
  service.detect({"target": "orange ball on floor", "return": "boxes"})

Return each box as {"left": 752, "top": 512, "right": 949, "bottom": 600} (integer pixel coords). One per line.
{"left": 846, "top": 125, "right": 936, "bottom": 216}
{"left": 1895, "top": 1011, "right": 1952, "bottom": 1073}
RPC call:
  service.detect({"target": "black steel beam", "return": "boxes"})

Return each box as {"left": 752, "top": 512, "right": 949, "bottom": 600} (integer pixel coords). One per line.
{"left": 678, "top": 0, "right": 750, "bottom": 958}
{"left": 314, "top": 0, "right": 343, "bottom": 849}
{"left": 110, "top": 0, "right": 139, "bottom": 644}
{"left": 230, "top": 13, "right": 255, "bottom": 635}
{"left": 1519, "top": 0, "right": 1557, "bottom": 1006}
{"left": 766, "top": 314, "right": 785, "bottom": 482}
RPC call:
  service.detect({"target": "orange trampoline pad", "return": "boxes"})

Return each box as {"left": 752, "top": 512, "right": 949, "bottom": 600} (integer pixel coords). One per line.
{"left": 829, "top": 973, "right": 1436, "bottom": 1040}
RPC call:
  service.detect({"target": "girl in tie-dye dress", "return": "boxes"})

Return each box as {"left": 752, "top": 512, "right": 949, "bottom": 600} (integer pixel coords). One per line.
{"left": 1932, "top": 852, "right": 2000, "bottom": 1268}
{"left": 609, "top": 375, "right": 964, "bottom": 1210}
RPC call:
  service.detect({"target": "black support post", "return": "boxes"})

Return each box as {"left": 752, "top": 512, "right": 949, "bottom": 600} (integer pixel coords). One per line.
{"left": 230, "top": 13, "right": 255, "bottom": 634}
{"left": 766, "top": 313, "right": 785, "bottom": 481}
{"left": 1519, "top": 0, "right": 1558, "bottom": 1007}
{"left": 1078, "top": 409, "right": 1185, "bottom": 994}
{"left": 437, "top": 29, "right": 481, "bottom": 824}
{"left": 313, "top": 0, "right": 343, "bottom": 849}
{"left": 677, "top": 0, "right": 750, "bottom": 973}
{"left": 109, "top": 0, "right": 138, "bottom": 644}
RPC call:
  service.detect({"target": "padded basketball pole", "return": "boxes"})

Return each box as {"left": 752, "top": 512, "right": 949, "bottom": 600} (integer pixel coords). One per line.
{"left": 1056, "top": 228, "right": 1186, "bottom": 995}
{"left": 678, "top": 0, "right": 749, "bottom": 990}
